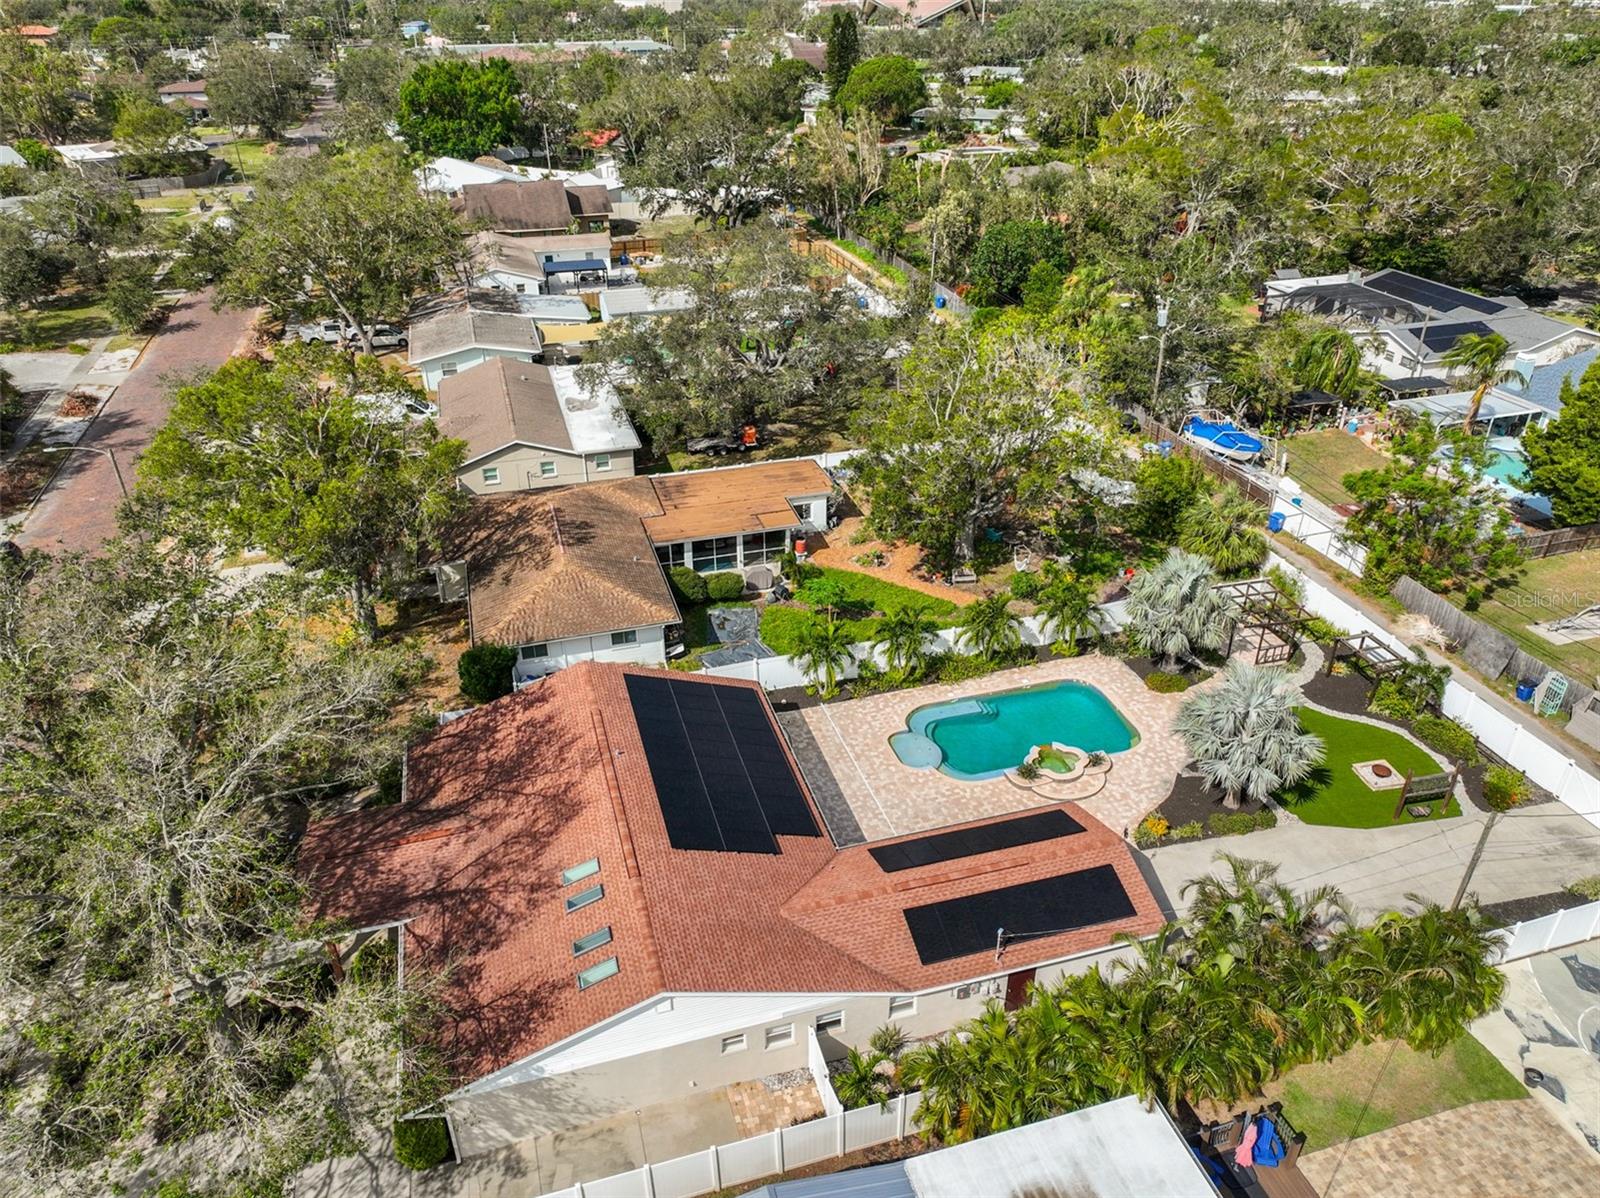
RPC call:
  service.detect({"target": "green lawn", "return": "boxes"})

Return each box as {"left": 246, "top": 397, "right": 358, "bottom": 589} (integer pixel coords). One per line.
{"left": 1283, "top": 429, "right": 1390, "bottom": 507}
{"left": 1267, "top": 1035, "right": 1523, "bottom": 1152}
{"left": 1279, "top": 707, "right": 1457, "bottom": 827}
{"left": 1448, "top": 551, "right": 1600, "bottom": 683}
{"left": 758, "top": 566, "right": 961, "bottom": 655}
{"left": 0, "top": 293, "right": 115, "bottom": 350}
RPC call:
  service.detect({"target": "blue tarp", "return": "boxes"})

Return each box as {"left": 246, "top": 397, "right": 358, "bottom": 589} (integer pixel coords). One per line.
{"left": 541, "top": 258, "right": 610, "bottom": 275}
{"left": 1253, "top": 1116, "right": 1287, "bottom": 1167}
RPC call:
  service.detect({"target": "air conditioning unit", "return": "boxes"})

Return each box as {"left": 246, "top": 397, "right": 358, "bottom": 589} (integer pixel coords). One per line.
{"left": 954, "top": 984, "right": 973, "bottom": 1000}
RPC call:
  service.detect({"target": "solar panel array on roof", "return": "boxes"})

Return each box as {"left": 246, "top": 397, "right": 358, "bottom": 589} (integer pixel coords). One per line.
{"left": 869, "top": 810, "right": 1084, "bottom": 874}
{"left": 624, "top": 673, "right": 820, "bottom": 854}
{"left": 1414, "top": 320, "right": 1495, "bottom": 351}
{"left": 902, "top": 865, "right": 1136, "bottom": 965}
{"left": 1366, "top": 272, "right": 1506, "bottom": 316}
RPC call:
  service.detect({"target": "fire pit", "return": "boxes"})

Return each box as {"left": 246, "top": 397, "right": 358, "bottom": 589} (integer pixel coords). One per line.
{"left": 1371, "top": 763, "right": 1393, "bottom": 779}
{"left": 1352, "top": 759, "right": 1404, "bottom": 791}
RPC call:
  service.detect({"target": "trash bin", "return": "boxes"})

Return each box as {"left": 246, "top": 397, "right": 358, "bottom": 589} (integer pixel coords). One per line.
{"left": 1267, "top": 511, "right": 1286, "bottom": 533}
{"left": 1516, "top": 679, "right": 1537, "bottom": 702}
{"left": 1347, "top": 419, "right": 1360, "bottom": 433}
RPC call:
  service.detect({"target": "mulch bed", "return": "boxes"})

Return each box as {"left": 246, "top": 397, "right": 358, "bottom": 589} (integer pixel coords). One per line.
{"left": 1479, "top": 889, "right": 1594, "bottom": 928}
{"left": 1123, "top": 655, "right": 1214, "bottom": 685}
{"left": 1147, "top": 771, "right": 1273, "bottom": 843}
{"left": 0, "top": 452, "right": 56, "bottom": 517}
{"left": 57, "top": 391, "right": 102, "bottom": 418}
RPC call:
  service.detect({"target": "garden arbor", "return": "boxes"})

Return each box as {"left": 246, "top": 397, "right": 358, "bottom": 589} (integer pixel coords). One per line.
{"left": 1213, "top": 577, "right": 1314, "bottom": 666}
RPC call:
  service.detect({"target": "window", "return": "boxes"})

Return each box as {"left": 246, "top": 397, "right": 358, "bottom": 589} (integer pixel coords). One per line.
{"left": 656, "top": 542, "right": 686, "bottom": 569}
{"left": 441, "top": 362, "right": 458, "bottom": 378}
{"left": 561, "top": 858, "right": 599, "bottom": 885}
{"left": 593, "top": 453, "right": 612, "bottom": 471}
{"left": 720, "top": 1034, "right": 747, "bottom": 1055}
{"left": 815, "top": 1011, "right": 844, "bottom": 1034}
{"left": 611, "top": 630, "right": 637, "bottom": 646}
{"left": 888, "top": 996, "right": 917, "bottom": 1020}
{"left": 514, "top": 283, "right": 526, "bottom": 294}
{"left": 576, "top": 956, "right": 619, "bottom": 990}
{"left": 764, "top": 1024, "right": 794, "bottom": 1049}
{"left": 517, "top": 643, "right": 549, "bottom": 661}
{"left": 691, "top": 536, "right": 738, "bottom": 572}
{"left": 741, "top": 529, "right": 787, "bottom": 565}
{"left": 539, "top": 461, "right": 558, "bottom": 478}
{"left": 481, "top": 467, "right": 501, "bottom": 486}
{"left": 544, "top": 253, "right": 555, "bottom": 263}
{"left": 565, "top": 884, "right": 603, "bottom": 913}
{"left": 572, "top": 926, "right": 612, "bottom": 957}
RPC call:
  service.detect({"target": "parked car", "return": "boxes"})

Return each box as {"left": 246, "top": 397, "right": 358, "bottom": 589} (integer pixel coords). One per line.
{"left": 686, "top": 424, "right": 760, "bottom": 456}
{"left": 344, "top": 323, "right": 408, "bottom": 351}
{"left": 293, "top": 319, "right": 344, "bottom": 344}
{"left": 356, "top": 391, "right": 438, "bottom": 422}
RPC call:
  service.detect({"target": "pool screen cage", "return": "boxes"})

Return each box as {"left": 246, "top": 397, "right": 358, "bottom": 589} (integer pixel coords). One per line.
{"left": 1214, "top": 577, "right": 1314, "bottom": 666}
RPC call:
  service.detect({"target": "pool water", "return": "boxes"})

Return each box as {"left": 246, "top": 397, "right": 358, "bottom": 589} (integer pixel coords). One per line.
{"left": 892, "top": 680, "right": 1138, "bottom": 781}
{"left": 1481, "top": 448, "right": 1530, "bottom": 488}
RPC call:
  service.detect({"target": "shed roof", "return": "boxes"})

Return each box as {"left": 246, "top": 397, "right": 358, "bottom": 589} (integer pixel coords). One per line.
{"left": 408, "top": 306, "right": 541, "bottom": 364}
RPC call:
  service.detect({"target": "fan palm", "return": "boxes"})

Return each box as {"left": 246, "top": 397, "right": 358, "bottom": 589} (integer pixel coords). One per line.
{"left": 1124, "top": 548, "right": 1234, "bottom": 671}
{"left": 1033, "top": 571, "right": 1094, "bottom": 651}
{"left": 1176, "top": 487, "right": 1268, "bottom": 578}
{"left": 793, "top": 614, "right": 854, "bottom": 699}
{"left": 1442, "top": 331, "right": 1513, "bottom": 431}
{"left": 872, "top": 603, "right": 939, "bottom": 680}
{"left": 957, "top": 592, "right": 1022, "bottom": 662}
{"left": 1291, "top": 328, "right": 1363, "bottom": 396}
{"left": 1174, "top": 662, "right": 1325, "bottom": 808}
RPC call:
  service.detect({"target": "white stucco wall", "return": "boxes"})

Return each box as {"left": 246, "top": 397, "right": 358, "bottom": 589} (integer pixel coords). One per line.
{"left": 512, "top": 625, "right": 667, "bottom": 682}
{"left": 419, "top": 347, "right": 538, "bottom": 392}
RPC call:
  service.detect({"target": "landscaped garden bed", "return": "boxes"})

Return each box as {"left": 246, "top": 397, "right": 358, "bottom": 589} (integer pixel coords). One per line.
{"left": 1279, "top": 706, "right": 1459, "bottom": 827}
{"left": 1140, "top": 774, "right": 1276, "bottom": 847}
{"left": 758, "top": 565, "right": 961, "bottom": 654}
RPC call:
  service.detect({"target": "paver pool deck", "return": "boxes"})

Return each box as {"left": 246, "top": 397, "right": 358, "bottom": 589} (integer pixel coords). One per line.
{"left": 777, "top": 654, "right": 1202, "bottom": 844}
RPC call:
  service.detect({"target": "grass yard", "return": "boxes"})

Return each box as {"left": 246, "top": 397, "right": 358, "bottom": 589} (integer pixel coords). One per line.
{"left": 1449, "top": 551, "right": 1600, "bottom": 682}
{"left": 1282, "top": 429, "right": 1390, "bottom": 507}
{"left": 1280, "top": 707, "right": 1457, "bottom": 826}
{"left": 758, "top": 566, "right": 961, "bottom": 655}
{"left": 1268, "top": 1035, "right": 1523, "bottom": 1152}
{"left": 0, "top": 292, "right": 115, "bottom": 350}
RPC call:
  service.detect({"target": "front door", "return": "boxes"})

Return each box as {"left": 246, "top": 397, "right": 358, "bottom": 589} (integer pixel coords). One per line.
{"left": 1004, "top": 968, "right": 1036, "bottom": 1011}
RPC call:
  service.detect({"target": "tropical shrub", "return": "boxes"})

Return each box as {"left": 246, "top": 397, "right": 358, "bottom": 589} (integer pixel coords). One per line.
{"left": 929, "top": 651, "right": 1002, "bottom": 684}
{"left": 1301, "top": 616, "right": 1348, "bottom": 643}
{"left": 1171, "top": 820, "right": 1204, "bottom": 841}
{"left": 1015, "top": 760, "right": 1042, "bottom": 781}
{"left": 1176, "top": 487, "right": 1268, "bottom": 578}
{"left": 869, "top": 1022, "right": 910, "bottom": 1060}
{"left": 1565, "top": 875, "right": 1600, "bottom": 901}
{"left": 704, "top": 571, "right": 746, "bottom": 602}
{"left": 1412, "top": 715, "right": 1480, "bottom": 764}
{"left": 1368, "top": 649, "right": 1451, "bottom": 721}
{"left": 794, "top": 615, "right": 855, "bottom": 698}
{"left": 832, "top": 1047, "right": 891, "bottom": 1110}
{"left": 873, "top": 604, "right": 939, "bottom": 680}
{"left": 957, "top": 593, "right": 1023, "bottom": 662}
{"left": 1008, "top": 569, "right": 1043, "bottom": 599}
{"left": 667, "top": 566, "right": 709, "bottom": 605}
{"left": 1034, "top": 569, "right": 1095, "bottom": 649}
{"left": 393, "top": 1116, "right": 451, "bottom": 1169}
{"left": 1208, "top": 809, "right": 1277, "bottom": 837}
{"left": 1482, "top": 765, "right": 1531, "bottom": 811}
{"left": 457, "top": 643, "right": 517, "bottom": 702}
{"left": 1134, "top": 814, "right": 1170, "bottom": 847}
{"left": 1176, "top": 663, "right": 1325, "bottom": 808}
{"left": 1144, "top": 671, "right": 1190, "bottom": 693}
{"left": 1132, "top": 454, "right": 1209, "bottom": 543}
{"left": 1125, "top": 549, "right": 1233, "bottom": 670}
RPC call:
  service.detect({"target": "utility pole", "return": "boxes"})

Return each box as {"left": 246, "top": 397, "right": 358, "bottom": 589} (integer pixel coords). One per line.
{"left": 1151, "top": 295, "right": 1170, "bottom": 407}
{"left": 1451, "top": 810, "right": 1500, "bottom": 911}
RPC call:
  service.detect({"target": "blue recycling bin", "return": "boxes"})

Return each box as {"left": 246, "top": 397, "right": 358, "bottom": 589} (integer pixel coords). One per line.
{"left": 1268, "top": 511, "right": 1286, "bottom": 533}
{"left": 934, "top": 295, "right": 947, "bottom": 309}
{"left": 1516, "top": 680, "right": 1537, "bottom": 702}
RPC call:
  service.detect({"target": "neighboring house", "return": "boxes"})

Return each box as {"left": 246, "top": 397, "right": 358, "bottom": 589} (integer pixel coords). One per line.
{"left": 55, "top": 136, "right": 210, "bottom": 177}
{"left": 598, "top": 285, "right": 694, "bottom": 321}
{"left": 1390, "top": 345, "right": 1600, "bottom": 438}
{"left": 515, "top": 294, "right": 593, "bottom": 325}
{"left": 615, "top": 0, "right": 682, "bottom": 11}
{"left": 859, "top": 0, "right": 978, "bottom": 26}
{"left": 408, "top": 296, "right": 543, "bottom": 390}
{"left": 466, "top": 230, "right": 549, "bottom": 295}
{"left": 538, "top": 321, "right": 605, "bottom": 365}
{"left": 960, "top": 65, "right": 1024, "bottom": 84}
{"left": 415, "top": 155, "right": 522, "bottom": 195}
{"left": 298, "top": 663, "right": 1164, "bottom": 1158}
{"left": 800, "top": 81, "right": 830, "bottom": 126}
{"left": 784, "top": 36, "right": 827, "bottom": 74}
{"left": 454, "top": 178, "right": 613, "bottom": 236}
{"left": 911, "top": 105, "right": 1007, "bottom": 132}
{"left": 439, "top": 357, "right": 639, "bottom": 495}
{"left": 513, "top": 232, "right": 614, "bottom": 291}
{"left": 1263, "top": 267, "right": 1600, "bottom": 381}
{"left": 12, "top": 24, "right": 58, "bottom": 44}
{"left": 429, "top": 483, "right": 678, "bottom": 675}
{"left": 156, "top": 79, "right": 209, "bottom": 113}
{"left": 749, "top": 1098, "right": 1215, "bottom": 1198}
{"left": 645, "top": 458, "right": 833, "bottom": 574}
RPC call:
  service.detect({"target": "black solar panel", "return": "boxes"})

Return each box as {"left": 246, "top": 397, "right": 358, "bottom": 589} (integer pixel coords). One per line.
{"left": 1365, "top": 271, "right": 1505, "bottom": 316}
{"left": 902, "top": 865, "right": 1136, "bottom": 965}
{"left": 1414, "top": 320, "right": 1495, "bottom": 351}
{"left": 869, "top": 810, "right": 1084, "bottom": 873}
{"left": 624, "top": 674, "right": 820, "bottom": 853}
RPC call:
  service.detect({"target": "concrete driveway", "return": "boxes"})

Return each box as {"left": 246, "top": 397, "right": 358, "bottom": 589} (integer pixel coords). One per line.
{"left": 1145, "top": 801, "right": 1600, "bottom": 919}
{"left": 0, "top": 351, "right": 83, "bottom": 394}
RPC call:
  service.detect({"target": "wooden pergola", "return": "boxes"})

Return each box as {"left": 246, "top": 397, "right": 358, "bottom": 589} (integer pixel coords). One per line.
{"left": 1326, "top": 632, "right": 1406, "bottom": 677}
{"left": 1215, "top": 578, "right": 1314, "bottom": 665}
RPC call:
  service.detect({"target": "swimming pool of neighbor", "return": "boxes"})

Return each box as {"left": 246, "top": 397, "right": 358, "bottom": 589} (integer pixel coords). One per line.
{"left": 889, "top": 680, "right": 1139, "bottom": 781}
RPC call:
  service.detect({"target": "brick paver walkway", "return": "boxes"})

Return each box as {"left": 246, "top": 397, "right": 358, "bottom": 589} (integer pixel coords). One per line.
{"left": 778, "top": 654, "right": 1200, "bottom": 844}
{"left": 1299, "top": 1099, "right": 1600, "bottom": 1197}
{"left": 14, "top": 289, "right": 256, "bottom": 554}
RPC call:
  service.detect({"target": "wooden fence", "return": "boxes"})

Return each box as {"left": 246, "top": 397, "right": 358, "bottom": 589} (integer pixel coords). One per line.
{"left": 608, "top": 236, "right": 665, "bottom": 262}
{"left": 1129, "top": 407, "right": 1278, "bottom": 508}
{"left": 1516, "top": 521, "right": 1600, "bottom": 559}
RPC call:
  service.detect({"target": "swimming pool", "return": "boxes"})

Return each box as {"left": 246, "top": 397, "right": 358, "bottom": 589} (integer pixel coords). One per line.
{"left": 1480, "top": 447, "right": 1530, "bottom": 489}
{"left": 890, "top": 680, "right": 1138, "bottom": 781}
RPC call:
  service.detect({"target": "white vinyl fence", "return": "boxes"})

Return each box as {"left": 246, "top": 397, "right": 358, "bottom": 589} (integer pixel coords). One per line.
{"left": 1494, "top": 900, "right": 1600, "bottom": 963}
{"left": 536, "top": 1091, "right": 924, "bottom": 1198}
{"left": 1270, "top": 493, "right": 1368, "bottom": 576}
{"left": 1272, "top": 553, "right": 1600, "bottom": 829}
{"left": 808, "top": 1026, "right": 843, "bottom": 1118}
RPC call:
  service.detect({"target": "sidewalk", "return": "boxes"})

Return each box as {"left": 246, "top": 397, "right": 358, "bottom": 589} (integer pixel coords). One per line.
{"left": 1, "top": 336, "right": 118, "bottom": 465}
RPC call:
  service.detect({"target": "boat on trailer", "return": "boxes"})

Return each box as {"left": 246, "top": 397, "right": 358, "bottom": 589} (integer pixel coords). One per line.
{"left": 1180, "top": 414, "right": 1265, "bottom": 462}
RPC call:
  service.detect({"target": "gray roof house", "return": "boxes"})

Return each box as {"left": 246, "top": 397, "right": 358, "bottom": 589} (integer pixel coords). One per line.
{"left": 408, "top": 300, "right": 542, "bottom": 391}
{"left": 597, "top": 285, "right": 694, "bottom": 321}
{"left": 437, "top": 358, "right": 638, "bottom": 494}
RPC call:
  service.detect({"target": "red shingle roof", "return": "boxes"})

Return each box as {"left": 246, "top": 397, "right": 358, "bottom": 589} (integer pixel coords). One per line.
{"left": 298, "top": 664, "right": 1163, "bottom": 1082}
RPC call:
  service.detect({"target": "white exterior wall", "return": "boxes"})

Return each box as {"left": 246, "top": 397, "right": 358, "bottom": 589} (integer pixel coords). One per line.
{"left": 419, "top": 347, "right": 538, "bottom": 392}
{"left": 473, "top": 267, "right": 547, "bottom": 295}
{"left": 446, "top": 940, "right": 1138, "bottom": 1156}
{"left": 512, "top": 625, "right": 666, "bottom": 682}
{"left": 459, "top": 444, "right": 635, "bottom": 494}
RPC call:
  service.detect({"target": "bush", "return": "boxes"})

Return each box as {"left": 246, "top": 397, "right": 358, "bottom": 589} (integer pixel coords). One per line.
{"left": 1144, "top": 671, "right": 1191, "bottom": 693}
{"left": 393, "top": 1116, "right": 452, "bottom": 1170}
{"left": 1368, "top": 678, "right": 1419, "bottom": 722}
{"left": 1482, "top": 764, "right": 1531, "bottom": 812}
{"left": 1412, "top": 714, "right": 1480, "bottom": 764}
{"left": 1300, "top": 616, "right": 1348, "bottom": 643}
{"left": 667, "top": 566, "right": 709, "bottom": 605}
{"left": 1171, "top": 820, "right": 1204, "bottom": 841}
{"left": 1133, "top": 814, "right": 1170, "bottom": 848}
{"left": 1016, "top": 759, "right": 1041, "bottom": 780}
{"left": 1207, "top": 810, "right": 1278, "bottom": 837}
{"left": 1008, "top": 570, "right": 1042, "bottom": 600}
{"left": 928, "top": 650, "right": 1001, "bottom": 684}
{"left": 705, "top": 571, "right": 746, "bottom": 602}
{"left": 869, "top": 1022, "right": 909, "bottom": 1060}
{"left": 457, "top": 643, "right": 517, "bottom": 702}
{"left": 1565, "top": 875, "right": 1600, "bottom": 901}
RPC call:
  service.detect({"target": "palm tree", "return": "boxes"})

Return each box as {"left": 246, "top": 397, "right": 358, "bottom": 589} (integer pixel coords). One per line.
{"left": 1124, "top": 548, "right": 1234, "bottom": 671}
{"left": 1174, "top": 662, "right": 1325, "bottom": 809}
{"left": 957, "top": 592, "right": 1022, "bottom": 662}
{"left": 873, "top": 603, "right": 939, "bottom": 680}
{"left": 1291, "top": 328, "right": 1364, "bottom": 396}
{"left": 831, "top": 1047, "right": 891, "bottom": 1110}
{"left": 1033, "top": 571, "right": 1094, "bottom": 651}
{"left": 1176, "top": 487, "right": 1268, "bottom": 578}
{"left": 1442, "top": 331, "right": 1513, "bottom": 432}
{"left": 793, "top": 614, "right": 854, "bottom": 699}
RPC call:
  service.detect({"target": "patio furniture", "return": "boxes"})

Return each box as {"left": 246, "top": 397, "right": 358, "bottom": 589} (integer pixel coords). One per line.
{"left": 1391, "top": 767, "right": 1457, "bottom": 820}
{"left": 1195, "top": 1105, "right": 1314, "bottom": 1198}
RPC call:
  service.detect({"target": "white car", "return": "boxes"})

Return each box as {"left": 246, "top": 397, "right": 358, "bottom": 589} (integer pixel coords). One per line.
{"left": 344, "top": 323, "right": 409, "bottom": 351}
{"left": 293, "top": 319, "right": 343, "bottom": 344}
{"left": 356, "top": 391, "right": 438, "bottom": 422}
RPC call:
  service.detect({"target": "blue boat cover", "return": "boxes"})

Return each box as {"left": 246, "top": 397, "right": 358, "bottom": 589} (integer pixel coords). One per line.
{"left": 1253, "top": 1116, "right": 1287, "bottom": 1167}
{"left": 1183, "top": 416, "right": 1264, "bottom": 454}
